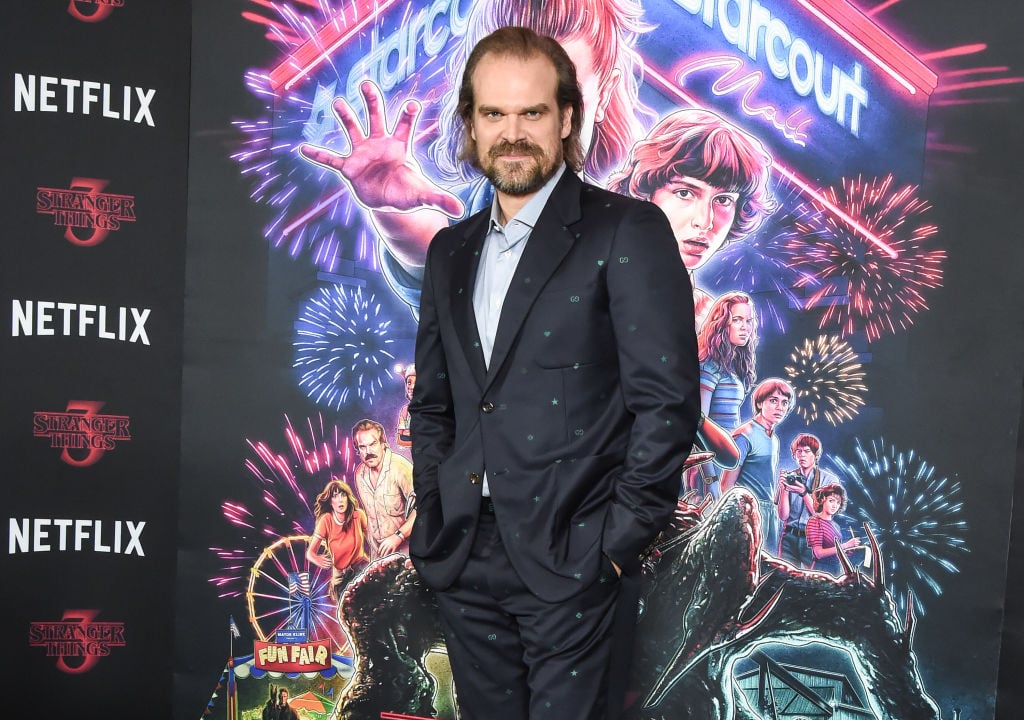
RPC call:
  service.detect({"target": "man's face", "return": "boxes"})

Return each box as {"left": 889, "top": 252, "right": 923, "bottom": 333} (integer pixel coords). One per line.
{"left": 470, "top": 52, "right": 571, "bottom": 197}
{"left": 354, "top": 429, "right": 384, "bottom": 469}
{"left": 279, "top": 690, "right": 289, "bottom": 705}
{"left": 757, "top": 390, "right": 791, "bottom": 427}
{"left": 651, "top": 177, "right": 738, "bottom": 270}
{"left": 793, "top": 444, "right": 817, "bottom": 472}
{"left": 405, "top": 373, "right": 416, "bottom": 400}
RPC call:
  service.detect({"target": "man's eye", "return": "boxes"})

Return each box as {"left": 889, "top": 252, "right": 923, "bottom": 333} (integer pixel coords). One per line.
{"left": 674, "top": 189, "right": 692, "bottom": 199}
{"left": 715, "top": 195, "right": 737, "bottom": 206}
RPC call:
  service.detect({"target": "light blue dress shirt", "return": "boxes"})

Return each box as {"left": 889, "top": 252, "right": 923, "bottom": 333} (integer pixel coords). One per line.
{"left": 473, "top": 164, "right": 566, "bottom": 495}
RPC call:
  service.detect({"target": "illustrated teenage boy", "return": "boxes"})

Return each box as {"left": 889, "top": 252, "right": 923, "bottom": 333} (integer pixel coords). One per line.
{"left": 720, "top": 378, "right": 794, "bottom": 552}
{"left": 608, "top": 108, "right": 776, "bottom": 327}
{"left": 775, "top": 433, "right": 839, "bottom": 567}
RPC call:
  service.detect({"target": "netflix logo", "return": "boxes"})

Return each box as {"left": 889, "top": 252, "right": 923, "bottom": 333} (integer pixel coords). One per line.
{"left": 12, "top": 299, "right": 151, "bottom": 345}
{"left": 14, "top": 73, "right": 155, "bottom": 126}
{"left": 37, "top": 178, "right": 136, "bottom": 247}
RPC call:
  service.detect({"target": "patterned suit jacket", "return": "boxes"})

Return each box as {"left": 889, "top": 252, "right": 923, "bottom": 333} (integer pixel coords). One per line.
{"left": 409, "top": 170, "right": 700, "bottom": 602}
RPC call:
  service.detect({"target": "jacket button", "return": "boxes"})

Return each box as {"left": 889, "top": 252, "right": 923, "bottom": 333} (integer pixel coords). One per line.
{"left": 469, "top": 472, "right": 480, "bottom": 484}
{"left": 481, "top": 401, "right": 495, "bottom": 413}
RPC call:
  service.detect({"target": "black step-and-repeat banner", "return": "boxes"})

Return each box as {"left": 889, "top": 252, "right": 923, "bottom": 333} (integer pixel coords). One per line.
{"left": 4, "top": 1, "right": 1024, "bottom": 719}
{"left": 1, "top": 1, "right": 191, "bottom": 716}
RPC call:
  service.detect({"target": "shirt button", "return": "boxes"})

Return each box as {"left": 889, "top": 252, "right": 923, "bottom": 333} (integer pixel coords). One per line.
{"left": 481, "top": 401, "right": 495, "bottom": 413}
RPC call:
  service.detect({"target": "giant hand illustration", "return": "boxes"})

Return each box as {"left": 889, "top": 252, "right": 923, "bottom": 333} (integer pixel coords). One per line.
{"left": 300, "top": 81, "right": 463, "bottom": 268}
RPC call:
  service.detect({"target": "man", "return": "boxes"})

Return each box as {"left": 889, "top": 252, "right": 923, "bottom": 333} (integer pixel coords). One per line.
{"left": 720, "top": 378, "right": 795, "bottom": 553}
{"left": 351, "top": 419, "right": 416, "bottom": 558}
{"left": 276, "top": 688, "right": 298, "bottom": 720}
{"left": 775, "top": 433, "right": 839, "bottom": 567}
{"left": 409, "top": 27, "right": 700, "bottom": 720}
{"left": 608, "top": 108, "right": 776, "bottom": 327}
{"left": 300, "top": 0, "right": 652, "bottom": 315}
{"left": 395, "top": 364, "right": 416, "bottom": 450}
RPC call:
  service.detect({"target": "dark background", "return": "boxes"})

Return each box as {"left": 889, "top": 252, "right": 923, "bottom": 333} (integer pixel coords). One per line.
{"left": 1, "top": 1, "right": 190, "bottom": 715}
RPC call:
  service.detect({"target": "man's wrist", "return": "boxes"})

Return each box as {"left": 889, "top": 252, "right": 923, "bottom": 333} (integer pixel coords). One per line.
{"left": 394, "top": 529, "right": 405, "bottom": 540}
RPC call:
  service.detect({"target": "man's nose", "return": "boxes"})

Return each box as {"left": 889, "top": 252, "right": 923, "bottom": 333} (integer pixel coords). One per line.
{"left": 500, "top": 114, "right": 526, "bottom": 141}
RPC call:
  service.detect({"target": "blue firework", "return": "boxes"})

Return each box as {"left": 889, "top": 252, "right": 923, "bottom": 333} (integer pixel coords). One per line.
{"left": 294, "top": 285, "right": 396, "bottom": 409}
{"left": 702, "top": 178, "right": 810, "bottom": 332}
{"left": 830, "top": 438, "right": 969, "bottom": 615}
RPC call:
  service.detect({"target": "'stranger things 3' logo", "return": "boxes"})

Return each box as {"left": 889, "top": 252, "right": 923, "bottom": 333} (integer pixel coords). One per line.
{"left": 67, "top": 0, "right": 125, "bottom": 23}
{"left": 33, "top": 401, "right": 131, "bottom": 467}
{"left": 29, "top": 609, "right": 126, "bottom": 673}
{"left": 36, "top": 178, "right": 136, "bottom": 247}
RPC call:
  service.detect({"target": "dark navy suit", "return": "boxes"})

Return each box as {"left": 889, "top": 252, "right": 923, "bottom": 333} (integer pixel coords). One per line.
{"left": 410, "top": 170, "right": 700, "bottom": 719}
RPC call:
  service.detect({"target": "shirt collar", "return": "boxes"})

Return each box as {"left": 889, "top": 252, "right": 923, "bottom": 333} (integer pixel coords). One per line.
{"left": 489, "top": 163, "right": 567, "bottom": 232}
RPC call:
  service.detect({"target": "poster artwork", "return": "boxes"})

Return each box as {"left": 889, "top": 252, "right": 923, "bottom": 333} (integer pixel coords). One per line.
{"left": 191, "top": 0, "right": 1008, "bottom": 718}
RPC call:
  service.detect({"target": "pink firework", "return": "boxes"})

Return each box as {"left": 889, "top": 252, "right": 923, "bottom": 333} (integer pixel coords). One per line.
{"left": 785, "top": 174, "right": 944, "bottom": 342}
{"left": 209, "top": 413, "right": 357, "bottom": 597}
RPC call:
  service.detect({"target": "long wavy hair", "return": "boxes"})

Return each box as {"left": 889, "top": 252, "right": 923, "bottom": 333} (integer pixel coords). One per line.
{"left": 313, "top": 478, "right": 360, "bottom": 528}
{"left": 697, "top": 291, "right": 757, "bottom": 392}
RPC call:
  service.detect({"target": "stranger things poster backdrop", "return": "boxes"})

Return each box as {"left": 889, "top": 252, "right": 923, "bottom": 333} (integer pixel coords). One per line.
{"left": 179, "top": 1, "right": 1024, "bottom": 719}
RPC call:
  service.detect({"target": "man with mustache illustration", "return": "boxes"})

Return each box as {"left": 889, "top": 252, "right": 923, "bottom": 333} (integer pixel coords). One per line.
{"left": 351, "top": 418, "right": 416, "bottom": 558}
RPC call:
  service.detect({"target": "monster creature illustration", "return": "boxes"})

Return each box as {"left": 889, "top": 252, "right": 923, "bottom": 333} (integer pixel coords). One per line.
{"left": 332, "top": 488, "right": 938, "bottom": 720}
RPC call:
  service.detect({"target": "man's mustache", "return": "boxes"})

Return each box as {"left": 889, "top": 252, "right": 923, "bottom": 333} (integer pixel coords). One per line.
{"left": 489, "top": 140, "right": 542, "bottom": 160}
{"left": 363, "top": 453, "right": 378, "bottom": 460}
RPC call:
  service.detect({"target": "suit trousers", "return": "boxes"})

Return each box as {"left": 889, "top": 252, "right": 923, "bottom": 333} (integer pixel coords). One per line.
{"left": 435, "top": 500, "right": 622, "bottom": 720}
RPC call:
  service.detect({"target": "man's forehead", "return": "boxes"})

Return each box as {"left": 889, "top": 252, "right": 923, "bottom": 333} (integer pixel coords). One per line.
{"left": 472, "top": 52, "right": 558, "bottom": 91}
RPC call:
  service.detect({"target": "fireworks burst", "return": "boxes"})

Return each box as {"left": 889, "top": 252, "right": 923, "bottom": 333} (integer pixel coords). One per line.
{"left": 209, "top": 414, "right": 356, "bottom": 598}
{"left": 784, "top": 334, "right": 867, "bottom": 426}
{"left": 294, "top": 284, "right": 396, "bottom": 410}
{"left": 831, "top": 438, "right": 968, "bottom": 615}
{"left": 703, "top": 178, "right": 809, "bottom": 332}
{"left": 234, "top": 0, "right": 451, "bottom": 270}
{"left": 783, "top": 174, "right": 944, "bottom": 342}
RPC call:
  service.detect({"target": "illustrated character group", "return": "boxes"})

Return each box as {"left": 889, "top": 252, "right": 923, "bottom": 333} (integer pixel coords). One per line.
{"left": 256, "top": 0, "right": 911, "bottom": 717}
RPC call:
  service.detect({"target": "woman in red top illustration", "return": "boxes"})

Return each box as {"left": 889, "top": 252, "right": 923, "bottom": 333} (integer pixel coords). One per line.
{"left": 306, "top": 479, "right": 371, "bottom": 602}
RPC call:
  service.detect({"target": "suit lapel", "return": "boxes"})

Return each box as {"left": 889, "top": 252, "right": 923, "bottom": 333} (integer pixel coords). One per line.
{"left": 484, "top": 172, "right": 583, "bottom": 392}
{"left": 449, "top": 212, "right": 489, "bottom": 389}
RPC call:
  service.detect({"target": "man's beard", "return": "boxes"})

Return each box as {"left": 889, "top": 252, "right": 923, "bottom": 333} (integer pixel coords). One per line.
{"left": 480, "top": 140, "right": 561, "bottom": 196}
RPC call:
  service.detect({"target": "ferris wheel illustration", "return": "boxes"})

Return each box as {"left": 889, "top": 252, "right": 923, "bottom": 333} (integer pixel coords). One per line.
{"left": 246, "top": 534, "right": 352, "bottom": 655}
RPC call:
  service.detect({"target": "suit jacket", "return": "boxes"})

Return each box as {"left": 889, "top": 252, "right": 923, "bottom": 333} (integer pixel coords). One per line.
{"left": 409, "top": 170, "right": 700, "bottom": 603}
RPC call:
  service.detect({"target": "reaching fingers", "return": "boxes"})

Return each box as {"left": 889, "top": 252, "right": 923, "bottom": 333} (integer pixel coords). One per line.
{"left": 359, "top": 80, "right": 387, "bottom": 136}
{"left": 299, "top": 143, "right": 345, "bottom": 172}
{"left": 333, "top": 95, "right": 368, "bottom": 141}
{"left": 392, "top": 99, "right": 421, "bottom": 147}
